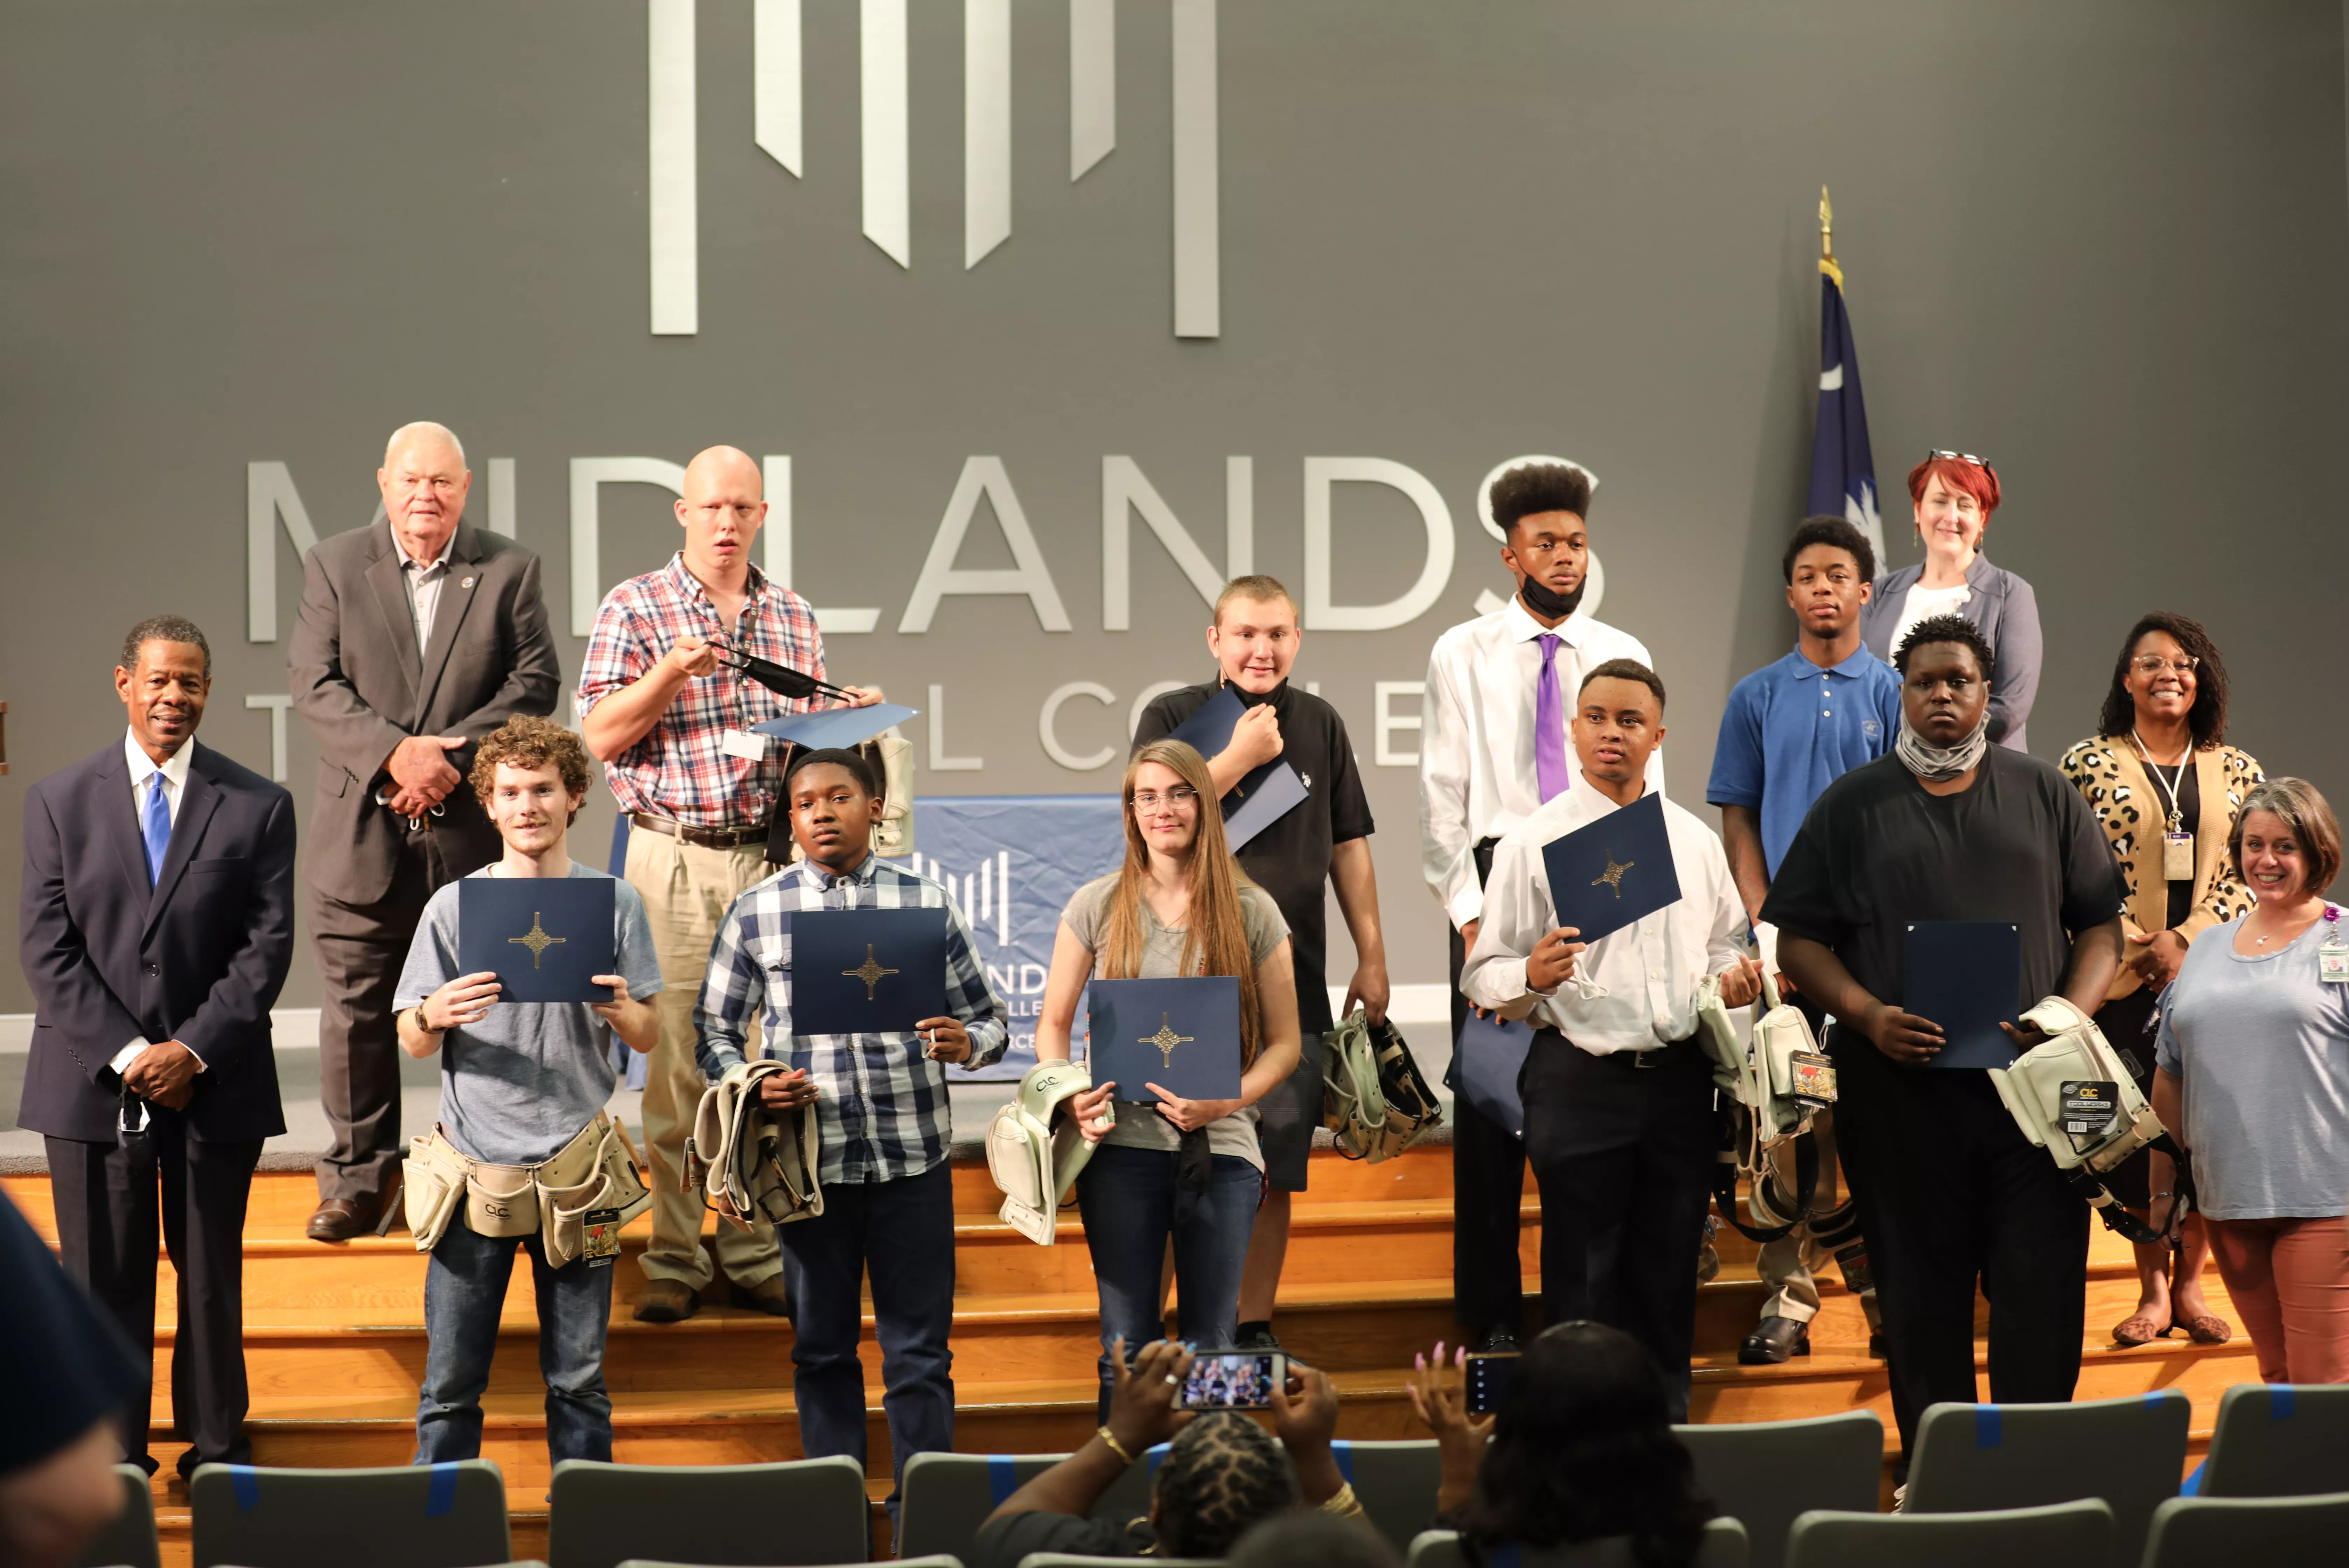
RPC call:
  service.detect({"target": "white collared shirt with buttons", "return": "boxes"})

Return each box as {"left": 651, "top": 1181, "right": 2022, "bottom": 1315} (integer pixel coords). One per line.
{"left": 393, "top": 530, "right": 453, "bottom": 654}
{"left": 1460, "top": 769, "right": 1748, "bottom": 1057}
{"left": 114, "top": 729, "right": 205, "bottom": 1103}
{"left": 1418, "top": 595, "right": 1666, "bottom": 930}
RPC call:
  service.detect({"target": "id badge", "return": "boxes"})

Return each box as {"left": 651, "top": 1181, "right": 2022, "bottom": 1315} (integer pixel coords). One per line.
{"left": 2321, "top": 943, "right": 2349, "bottom": 986}
{"left": 719, "top": 728, "right": 767, "bottom": 762}
{"left": 2162, "top": 832, "right": 2194, "bottom": 882}
{"left": 583, "top": 1208, "right": 623, "bottom": 1267}
{"left": 2060, "top": 1080, "right": 2120, "bottom": 1140}
{"left": 1788, "top": 1051, "right": 1837, "bottom": 1107}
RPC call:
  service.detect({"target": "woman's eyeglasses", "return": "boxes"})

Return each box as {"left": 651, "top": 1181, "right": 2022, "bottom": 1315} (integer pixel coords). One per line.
{"left": 2131, "top": 655, "right": 2200, "bottom": 676}
{"left": 1130, "top": 786, "right": 1201, "bottom": 810}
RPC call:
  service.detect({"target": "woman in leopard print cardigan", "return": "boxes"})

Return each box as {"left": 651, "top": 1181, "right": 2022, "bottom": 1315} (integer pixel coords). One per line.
{"left": 2059, "top": 611, "right": 2261, "bottom": 1350}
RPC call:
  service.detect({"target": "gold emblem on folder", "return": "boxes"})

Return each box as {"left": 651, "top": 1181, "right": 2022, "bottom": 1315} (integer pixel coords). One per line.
{"left": 844, "top": 944, "right": 900, "bottom": 1001}
{"left": 1141, "top": 1013, "right": 1194, "bottom": 1069}
{"left": 509, "top": 911, "right": 566, "bottom": 968}
{"left": 1592, "top": 853, "right": 1635, "bottom": 899}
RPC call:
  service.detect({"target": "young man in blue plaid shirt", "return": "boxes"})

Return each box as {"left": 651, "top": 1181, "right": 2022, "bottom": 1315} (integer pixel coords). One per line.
{"left": 696, "top": 746, "right": 1008, "bottom": 1510}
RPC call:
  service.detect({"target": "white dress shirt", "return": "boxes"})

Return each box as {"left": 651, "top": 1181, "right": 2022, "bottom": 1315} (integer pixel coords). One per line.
{"left": 1460, "top": 769, "right": 1748, "bottom": 1057}
{"left": 394, "top": 531, "right": 453, "bottom": 654}
{"left": 1418, "top": 595, "right": 1665, "bottom": 929}
{"left": 114, "top": 729, "right": 204, "bottom": 1093}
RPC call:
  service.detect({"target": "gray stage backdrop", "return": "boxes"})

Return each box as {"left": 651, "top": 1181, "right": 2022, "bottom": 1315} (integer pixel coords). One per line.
{"left": 2, "top": 0, "right": 2345, "bottom": 1014}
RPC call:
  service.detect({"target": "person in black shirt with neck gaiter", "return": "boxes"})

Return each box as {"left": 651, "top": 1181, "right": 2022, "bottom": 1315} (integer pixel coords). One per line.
{"left": 1763, "top": 616, "right": 2125, "bottom": 1476}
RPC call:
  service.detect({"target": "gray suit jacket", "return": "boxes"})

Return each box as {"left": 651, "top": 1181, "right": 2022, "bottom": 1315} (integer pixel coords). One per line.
{"left": 288, "top": 519, "right": 561, "bottom": 903}
{"left": 1860, "top": 552, "right": 2043, "bottom": 753}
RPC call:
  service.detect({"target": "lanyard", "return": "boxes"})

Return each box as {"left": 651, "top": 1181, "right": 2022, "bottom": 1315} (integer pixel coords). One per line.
{"left": 2130, "top": 731, "right": 2189, "bottom": 834}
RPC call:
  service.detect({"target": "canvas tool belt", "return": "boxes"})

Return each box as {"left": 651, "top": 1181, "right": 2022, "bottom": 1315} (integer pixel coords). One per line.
{"left": 1696, "top": 967, "right": 1837, "bottom": 1243}
{"left": 402, "top": 1111, "right": 652, "bottom": 1267}
{"left": 687, "top": 1061, "right": 825, "bottom": 1228}
{"left": 1320, "top": 1007, "right": 1444, "bottom": 1163}
{"left": 1989, "top": 995, "right": 2193, "bottom": 1246}
{"left": 985, "top": 1059, "right": 1100, "bottom": 1246}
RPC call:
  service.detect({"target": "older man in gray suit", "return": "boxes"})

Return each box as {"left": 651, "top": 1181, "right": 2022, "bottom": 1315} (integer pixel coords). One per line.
{"left": 289, "top": 421, "right": 561, "bottom": 1241}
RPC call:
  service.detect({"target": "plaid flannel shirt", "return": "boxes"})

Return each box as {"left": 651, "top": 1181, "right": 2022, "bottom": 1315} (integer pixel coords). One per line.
{"left": 576, "top": 553, "right": 824, "bottom": 826}
{"left": 696, "top": 854, "right": 1009, "bottom": 1184}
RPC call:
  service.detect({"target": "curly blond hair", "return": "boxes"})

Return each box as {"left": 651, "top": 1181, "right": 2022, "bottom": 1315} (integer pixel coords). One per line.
{"left": 469, "top": 716, "right": 594, "bottom": 824}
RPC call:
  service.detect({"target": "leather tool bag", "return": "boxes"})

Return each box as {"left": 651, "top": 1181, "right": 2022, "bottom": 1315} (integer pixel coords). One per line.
{"left": 1989, "top": 995, "right": 2189, "bottom": 1245}
{"left": 1696, "top": 968, "right": 1837, "bottom": 1242}
{"left": 688, "top": 1061, "right": 825, "bottom": 1227}
{"left": 402, "top": 1111, "right": 652, "bottom": 1266}
{"left": 1321, "top": 1008, "right": 1444, "bottom": 1163}
{"left": 985, "top": 1059, "right": 1101, "bottom": 1246}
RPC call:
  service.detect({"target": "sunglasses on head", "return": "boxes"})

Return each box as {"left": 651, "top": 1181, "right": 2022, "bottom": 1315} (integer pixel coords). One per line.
{"left": 1924, "top": 449, "right": 1992, "bottom": 469}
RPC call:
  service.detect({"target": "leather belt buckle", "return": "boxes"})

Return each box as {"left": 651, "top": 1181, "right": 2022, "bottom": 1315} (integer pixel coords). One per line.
{"left": 1632, "top": 1049, "right": 1658, "bottom": 1069}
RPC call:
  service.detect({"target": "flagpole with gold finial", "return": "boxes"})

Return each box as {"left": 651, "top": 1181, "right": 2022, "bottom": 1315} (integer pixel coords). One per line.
{"left": 1819, "top": 185, "right": 1842, "bottom": 288}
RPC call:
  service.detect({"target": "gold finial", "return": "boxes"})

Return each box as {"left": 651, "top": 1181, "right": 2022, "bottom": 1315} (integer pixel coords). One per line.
{"left": 1591, "top": 853, "right": 1635, "bottom": 899}
{"left": 1819, "top": 186, "right": 1843, "bottom": 285}
{"left": 1141, "top": 1012, "right": 1194, "bottom": 1068}
{"left": 510, "top": 911, "right": 566, "bottom": 968}
{"left": 844, "top": 944, "right": 901, "bottom": 1001}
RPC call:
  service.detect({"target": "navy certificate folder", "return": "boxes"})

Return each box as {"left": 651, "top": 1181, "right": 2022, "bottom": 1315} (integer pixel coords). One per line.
{"left": 1085, "top": 976, "right": 1244, "bottom": 1101}
{"left": 1904, "top": 921, "right": 2023, "bottom": 1069}
{"left": 792, "top": 907, "right": 949, "bottom": 1037}
{"left": 752, "top": 701, "right": 920, "bottom": 752}
{"left": 458, "top": 877, "right": 617, "bottom": 1004}
{"left": 1163, "top": 687, "right": 1311, "bottom": 851}
{"left": 1456, "top": 1011, "right": 1535, "bottom": 1138}
{"left": 1540, "top": 792, "right": 1682, "bottom": 949}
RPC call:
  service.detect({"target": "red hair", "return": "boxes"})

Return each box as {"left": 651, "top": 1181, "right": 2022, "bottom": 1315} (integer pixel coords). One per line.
{"left": 1906, "top": 455, "right": 2001, "bottom": 517}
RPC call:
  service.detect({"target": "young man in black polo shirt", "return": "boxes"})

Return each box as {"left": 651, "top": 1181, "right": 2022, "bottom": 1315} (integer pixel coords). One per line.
{"left": 1132, "top": 574, "right": 1386, "bottom": 1350}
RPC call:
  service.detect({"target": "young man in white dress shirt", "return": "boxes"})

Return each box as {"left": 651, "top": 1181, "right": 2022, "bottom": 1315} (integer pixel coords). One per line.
{"left": 1461, "top": 660, "right": 1759, "bottom": 1419}
{"left": 1417, "top": 460, "right": 1663, "bottom": 1353}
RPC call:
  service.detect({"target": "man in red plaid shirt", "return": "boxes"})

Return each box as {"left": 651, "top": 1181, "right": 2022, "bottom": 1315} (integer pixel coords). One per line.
{"left": 579, "top": 444, "right": 881, "bottom": 1323}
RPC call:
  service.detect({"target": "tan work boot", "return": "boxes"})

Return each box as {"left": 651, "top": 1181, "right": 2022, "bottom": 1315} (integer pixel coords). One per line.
{"left": 634, "top": 1278, "right": 700, "bottom": 1323}
{"left": 736, "top": 1275, "right": 792, "bottom": 1318}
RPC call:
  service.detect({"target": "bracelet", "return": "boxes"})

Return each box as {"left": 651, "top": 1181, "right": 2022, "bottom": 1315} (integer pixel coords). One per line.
{"left": 1097, "top": 1426, "right": 1137, "bottom": 1465}
{"left": 1320, "top": 1482, "right": 1364, "bottom": 1519}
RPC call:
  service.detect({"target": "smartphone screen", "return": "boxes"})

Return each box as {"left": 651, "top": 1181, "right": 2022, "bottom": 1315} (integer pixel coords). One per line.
{"left": 1464, "top": 1351, "right": 1520, "bottom": 1415}
{"left": 1179, "top": 1351, "right": 1284, "bottom": 1410}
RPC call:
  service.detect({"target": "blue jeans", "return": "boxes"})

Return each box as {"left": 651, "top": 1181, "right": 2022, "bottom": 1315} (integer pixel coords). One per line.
{"left": 1077, "top": 1143, "right": 1262, "bottom": 1418}
{"left": 781, "top": 1162, "right": 957, "bottom": 1510}
{"left": 416, "top": 1224, "right": 613, "bottom": 1466}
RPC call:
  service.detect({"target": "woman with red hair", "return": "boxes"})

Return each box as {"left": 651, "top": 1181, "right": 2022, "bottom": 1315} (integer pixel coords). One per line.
{"left": 1861, "top": 451, "right": 2043, "bottom": 750}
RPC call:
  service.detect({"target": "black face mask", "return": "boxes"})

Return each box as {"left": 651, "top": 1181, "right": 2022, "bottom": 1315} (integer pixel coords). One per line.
{"left": 1518, "top": 573, "right": 1585, "bottom": 621}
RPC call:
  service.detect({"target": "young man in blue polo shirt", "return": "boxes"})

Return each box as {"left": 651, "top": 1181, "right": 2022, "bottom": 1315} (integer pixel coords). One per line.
{"left": 1705, "top": 515, "right": 1901, "bottom": 1364}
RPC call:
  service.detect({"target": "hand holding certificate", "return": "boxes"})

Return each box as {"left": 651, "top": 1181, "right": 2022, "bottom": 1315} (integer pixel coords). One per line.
{"left": 457, "top": 877, "right": 618, "bottom": 1004}
{"left": 792, "top": 908, "right": 950, "bottom": 1038}
{"left": 1539, "top": 792, "right": 1682, "bottom": 949}
{"left": 1085, "top": 977, "right": 1244, "bottom": 1124}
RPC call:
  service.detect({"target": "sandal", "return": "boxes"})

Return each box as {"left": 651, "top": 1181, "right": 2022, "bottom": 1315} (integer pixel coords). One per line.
{"left": 2112, "top": 1312, "right": 2166, "bottom": 1347}
{"left": 2172, "top": 1312, "right": 2232, "bottom": 1345}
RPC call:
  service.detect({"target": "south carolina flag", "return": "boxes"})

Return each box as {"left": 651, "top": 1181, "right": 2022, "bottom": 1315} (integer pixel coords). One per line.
{"left": 1808, "top": 202, "right": 1881, "bottom": 558}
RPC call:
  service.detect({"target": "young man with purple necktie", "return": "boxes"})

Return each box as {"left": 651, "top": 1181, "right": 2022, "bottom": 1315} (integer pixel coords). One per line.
{"left": 1418, "top": 460, "right": 1662, "bottom": 1354}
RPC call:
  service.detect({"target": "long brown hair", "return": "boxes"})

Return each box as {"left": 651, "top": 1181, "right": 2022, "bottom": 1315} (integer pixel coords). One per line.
{"left": 1097, "top": 740, "right": 1265, "bottom": 1066}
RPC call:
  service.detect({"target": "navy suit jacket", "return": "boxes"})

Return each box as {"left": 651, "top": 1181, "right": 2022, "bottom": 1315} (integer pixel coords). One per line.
{"left": 18, "top": 738, "right": 297, "bottom": 1143}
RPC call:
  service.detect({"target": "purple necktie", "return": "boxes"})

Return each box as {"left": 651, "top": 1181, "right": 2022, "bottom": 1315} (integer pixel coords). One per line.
{"left": 1535, "top": 633, "right": 1570, "bottom": 802}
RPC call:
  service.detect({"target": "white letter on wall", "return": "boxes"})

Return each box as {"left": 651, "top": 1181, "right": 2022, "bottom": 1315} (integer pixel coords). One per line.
{"left": 1303, "top": 457, "right": 1455, "bottom": 631}
{"left": 488, "top": 457, "right": 516, "bottom": 538}
{"left": 899, "top": 458, "right": 1072, "bottom": 632}
{"left": 247, "top": 462, "right": 321, "bottom": 643}
{"left": 1374, "top": 680, "right": 1425, "bottom": 766}
{"left": 648, "top": 0, "right": 698, "bottom": 334}
{"left": 244, "top": 693, "right": 294, "bottom": 780}
{"left": 928, "top": 683, "right": 985, "bottom": 771}
{"left": 1040, "top": 681, "right": 1117, "bottom": 770}
{"left": 762, "top": 455, "right": 881, "bottom": 634}
{"left": 1101, "top": 456, "right": 1252, "bottom": 630}
{"left": 568, "top": 457, "right": 686, "bottom": 637}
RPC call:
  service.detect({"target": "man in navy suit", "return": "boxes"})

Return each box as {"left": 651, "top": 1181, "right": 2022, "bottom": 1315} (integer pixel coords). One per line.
{"left": 17, "top": 615, "right": 297, "bottom": 1477}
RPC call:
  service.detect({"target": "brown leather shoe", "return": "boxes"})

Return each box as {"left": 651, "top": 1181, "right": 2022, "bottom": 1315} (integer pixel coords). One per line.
{"left": 634, "top": 1278, "right": 700, "bottom": 1323}
{"left": 736, "top": 1274, "right": 792, "bottom": 1318}
{"left": 306, "top": 1198, "right": 371, "bottom": 1243}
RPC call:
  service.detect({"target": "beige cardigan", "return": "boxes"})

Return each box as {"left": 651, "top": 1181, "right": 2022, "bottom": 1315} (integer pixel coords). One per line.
{"left": 2056, "top": 737, "right": 2264, "bottom": 1002}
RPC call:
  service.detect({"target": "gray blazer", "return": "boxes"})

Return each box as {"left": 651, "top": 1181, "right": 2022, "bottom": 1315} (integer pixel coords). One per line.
{"left": 1861, "top": 552, "right": 2043, "bottom": 752}
{"left": 288, "top": 519, "right": 561, "bottom": 903}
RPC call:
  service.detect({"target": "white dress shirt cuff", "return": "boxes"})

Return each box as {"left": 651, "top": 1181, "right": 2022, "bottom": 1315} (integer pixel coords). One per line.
{"left": 1447, "top": 884, "right": 1484, "bottom": 931}
{"left": 111, "top": 1040, "right": 150, "bottom": 1075}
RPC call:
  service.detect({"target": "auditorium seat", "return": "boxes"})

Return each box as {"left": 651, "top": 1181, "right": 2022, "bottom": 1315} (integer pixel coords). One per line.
{"left": 70, "top": 1464, "right": 161, "bottom": 1568}
{"left": 2139, "top": 1492, "right": 2349, "bottom": 1566}
{"left": 1782, "top": 1499, "right": 2112, "bottom": 1568}
{"left": 1673, "top": 1411, "right": 1882, "bottom": 1568}
{"left": 899, "top": 1452, "right": 1071, "bottom": 1561}
{"left": 1404, "top": 1518, "right": 1750, "bottom": 1568}
{"left": 1016, "top": 1556, "right": 1221, "bottom": 1568}
{"left": 617, "top": 1559, "right": 959, "bottom": 1568}
{"left": 1901, "top": 1392, "right": 2189, "bottom": 1563}
{"left": 1090, "top": 1442, "right": 1173, "bottom": 1527}
{"left": 186, "top": 1460, "right": 511, "bottom": 1568}
{"left": 2198, "top": 1384, "right": 2349, "bottom": 1498}
{"left": 546, "top": 1456, "right": 867, "bottom": 1568}
{"left": 1326, "top": 1439, "right": 1445, "bottom": 1549}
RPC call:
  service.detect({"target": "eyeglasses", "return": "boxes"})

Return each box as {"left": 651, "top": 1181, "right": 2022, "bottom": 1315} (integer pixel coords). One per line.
{"left": 1925, "top": 449, "right": 1992, "bottom": 468}
{"left": 2130, "top": 655, "right": 2200, "bottom": 676}
{"left": 1130, "top": 786, "right": 1201, "bottom": 811}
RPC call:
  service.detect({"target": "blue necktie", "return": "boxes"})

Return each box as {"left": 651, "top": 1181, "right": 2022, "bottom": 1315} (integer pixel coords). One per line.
{"left": 141, "top": 773, "right": 172, "bottom": 886}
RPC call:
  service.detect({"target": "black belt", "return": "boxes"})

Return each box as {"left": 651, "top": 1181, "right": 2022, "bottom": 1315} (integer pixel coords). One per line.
{"left": 1596, "top": 1034, "right": 1704, "bottom": 1071}
{"left": 630, "top": 812, "right": 769, "bottom": 850}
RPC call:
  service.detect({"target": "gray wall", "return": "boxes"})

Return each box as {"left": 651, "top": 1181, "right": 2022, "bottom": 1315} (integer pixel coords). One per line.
{"left": 2, "top": 0, "right": 2344, "bottom": 1014}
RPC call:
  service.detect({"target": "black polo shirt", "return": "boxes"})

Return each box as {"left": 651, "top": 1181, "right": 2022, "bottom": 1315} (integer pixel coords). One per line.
{"left": 1133, "top": 679, "right": 1376, "bottom": 1027}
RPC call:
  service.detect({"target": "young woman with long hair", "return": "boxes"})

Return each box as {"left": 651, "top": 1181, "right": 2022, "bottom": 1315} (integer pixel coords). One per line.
{"left": 1035, "top": 739, "right": 1303, "bottom": 1414}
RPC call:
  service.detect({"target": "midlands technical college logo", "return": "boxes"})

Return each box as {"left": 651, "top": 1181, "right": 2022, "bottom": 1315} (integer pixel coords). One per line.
{"left": 645, "top": 0, "right": 1223, "bottom": 337}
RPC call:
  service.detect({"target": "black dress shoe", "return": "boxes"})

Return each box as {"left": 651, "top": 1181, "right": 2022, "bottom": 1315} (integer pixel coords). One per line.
{"left": 306, "top": 1197, "right": 372, "bottom": 1243}
{"left": 1868, "top": 1331, "right": 1887, "bottom": 1359}
{"left": 1739, "top": 1316, "right": 1811, "bottom": 1365}
{"left": 1473, "top": 1327, "right": 1520, "bottom": 1356}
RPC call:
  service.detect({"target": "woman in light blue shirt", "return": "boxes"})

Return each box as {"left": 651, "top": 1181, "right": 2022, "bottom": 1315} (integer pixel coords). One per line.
{"left": 2153, "top": 778, "right": 2349, "bottom": 1385}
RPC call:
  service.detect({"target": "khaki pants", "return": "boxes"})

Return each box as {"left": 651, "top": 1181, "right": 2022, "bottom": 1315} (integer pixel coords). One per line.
{"left": 1697, "top": 1110, "right": 1881, "bottom": 1331}
{"left": 626, "top": 826, "right": 781, "bottom": 1292}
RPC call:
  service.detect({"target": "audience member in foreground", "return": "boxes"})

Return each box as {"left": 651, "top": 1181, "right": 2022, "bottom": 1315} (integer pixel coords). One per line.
{"left": 1230, "top": 1510, "right": 1402, "bottom": 1568}
{"left": 2155, "top": 779, "right": 2349, "bottom": 1385}
{"left": 1408, "top": 1321, "right": 1718, "bottom": 1568}
{"left": 972, "top": 1337, "right": 1362, "bottom": 1568}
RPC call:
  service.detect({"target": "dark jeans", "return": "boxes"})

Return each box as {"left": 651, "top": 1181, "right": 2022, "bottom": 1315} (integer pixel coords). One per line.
{"left": 1077, "top": 1142, "right": 1262, "bottom": 1419}
{"left": 1448, "top": 838, "right": 1525, "bottom": 1337}
{"left": 1830, "top": 1024, "right": 2091, "bottom": 1459}
{"left": 781, "top": 1162, "right": 957, "bottom": 1506}
{"left": 417, "top": 1224, "right": 613, "bottom": 1466}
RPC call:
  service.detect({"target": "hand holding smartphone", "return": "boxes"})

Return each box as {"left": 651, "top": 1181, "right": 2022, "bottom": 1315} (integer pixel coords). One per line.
{"left": 1179, "top": 1350, "right": 1285, "bottom": 1410}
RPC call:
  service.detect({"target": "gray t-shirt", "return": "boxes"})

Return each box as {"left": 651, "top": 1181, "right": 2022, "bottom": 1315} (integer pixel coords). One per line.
{"left": 2156, "top": 912, "right": 2349, "bottom": 1220}
{"left": 396, "top": 864, "right": 663, "bottom": 1166}
{"left": 1060, "top": 872, "right": 1291, "bottom": 1169}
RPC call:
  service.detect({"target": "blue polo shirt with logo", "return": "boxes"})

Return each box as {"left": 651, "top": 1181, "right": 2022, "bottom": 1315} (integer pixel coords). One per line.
{"left": 1708, "top": 646, "right": 1906, "bottom": 877}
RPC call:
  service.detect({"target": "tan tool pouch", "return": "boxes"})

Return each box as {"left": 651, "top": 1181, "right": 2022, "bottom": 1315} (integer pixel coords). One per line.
{"left": 407, "top": 1113, "right": 652, "bottom": 1263}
